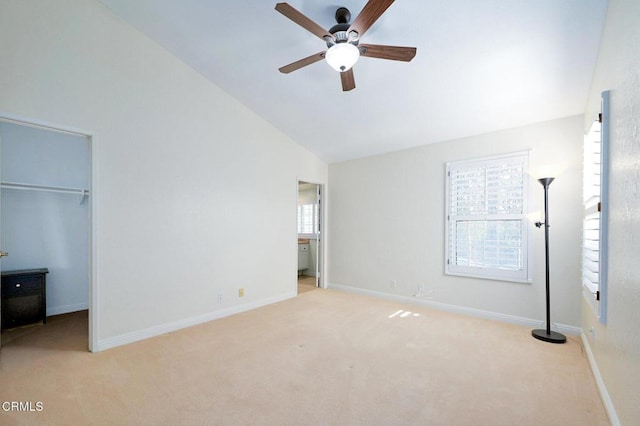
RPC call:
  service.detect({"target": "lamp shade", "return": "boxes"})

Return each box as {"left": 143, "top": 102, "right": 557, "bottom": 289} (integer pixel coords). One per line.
{"left": 325, "top": 43, "right": 360, "bottom": 72}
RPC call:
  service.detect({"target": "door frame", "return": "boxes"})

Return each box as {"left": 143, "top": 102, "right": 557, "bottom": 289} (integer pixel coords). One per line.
{"left": 296, "top": 178, "right": 326, "bottom": 290}
{"left": 0, "top": 111, "right": 98, "bottom": 352}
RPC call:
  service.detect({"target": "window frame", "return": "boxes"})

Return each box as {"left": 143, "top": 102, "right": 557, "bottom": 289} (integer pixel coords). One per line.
{"left": 582, "top": 91, "right": 609, "bottom": 324}
{"left": 445, "top": 150, "right": 532, "bottom": 283}
{"left": 297, "top": 203, "right": 318, "bottom": 237}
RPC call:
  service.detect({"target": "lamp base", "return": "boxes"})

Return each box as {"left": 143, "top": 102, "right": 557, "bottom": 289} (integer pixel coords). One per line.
{"left": 532, "top": 329, "right": 566, "bottom": 344}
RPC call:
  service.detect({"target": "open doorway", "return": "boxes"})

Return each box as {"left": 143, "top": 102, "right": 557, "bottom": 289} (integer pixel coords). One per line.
{"left": 297, "top": 180, "right": 323, "bottom": 294}
{"left": 0, "top": 115, "right": 94, "bottom": 352}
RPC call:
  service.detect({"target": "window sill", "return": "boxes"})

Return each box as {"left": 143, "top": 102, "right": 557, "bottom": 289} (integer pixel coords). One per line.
{"left": 445, "top": 270, "right": 532, "bottom": 284}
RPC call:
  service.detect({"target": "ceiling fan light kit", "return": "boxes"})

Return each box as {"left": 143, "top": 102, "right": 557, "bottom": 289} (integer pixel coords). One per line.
{"left": 325, "top": 42, "right": 360, "bottom": 72}
{"left": 275, "top": 0, "right": 417, "bottom": 91}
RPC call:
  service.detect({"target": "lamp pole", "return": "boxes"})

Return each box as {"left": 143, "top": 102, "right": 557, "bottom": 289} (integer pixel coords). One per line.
{"left": 532, "top": 177, "right": 566, "bottom": 344}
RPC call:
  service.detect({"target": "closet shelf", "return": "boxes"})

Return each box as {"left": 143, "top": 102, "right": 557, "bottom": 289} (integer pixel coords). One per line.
{"left": 1, "top": 181, "right": 89, "bottom": 204}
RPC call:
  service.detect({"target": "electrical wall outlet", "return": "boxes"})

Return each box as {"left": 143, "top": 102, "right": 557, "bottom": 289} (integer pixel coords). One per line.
{"left": 391, "top": 280, "right": 397, "bottom": 289}
{"left": 217, "top": 292, "right": 223, "bottom": 303}
{"left": 239, "top": 288, "right": 244, "bottom": 297}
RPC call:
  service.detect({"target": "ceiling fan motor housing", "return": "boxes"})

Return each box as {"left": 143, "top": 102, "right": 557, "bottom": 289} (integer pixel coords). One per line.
{"left": 327, "top": 7, "right": 358, "bottom": 48}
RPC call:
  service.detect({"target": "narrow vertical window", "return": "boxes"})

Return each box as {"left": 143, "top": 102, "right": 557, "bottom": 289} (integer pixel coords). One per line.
{"left": 297, "top": 204, "right": 318, "bottom": 234}
{"left": 582, "top": 91, "right": 609, "bottom": 323}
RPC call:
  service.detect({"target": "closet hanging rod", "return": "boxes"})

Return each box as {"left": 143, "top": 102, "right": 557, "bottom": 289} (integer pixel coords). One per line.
{"left": 0, "top": 181, "right": 89, "bottom": 196}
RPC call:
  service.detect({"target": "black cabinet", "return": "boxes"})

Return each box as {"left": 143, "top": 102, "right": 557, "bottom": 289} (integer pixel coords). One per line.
{"left": 1, "top": 268, "right": 48, "bottom": 330}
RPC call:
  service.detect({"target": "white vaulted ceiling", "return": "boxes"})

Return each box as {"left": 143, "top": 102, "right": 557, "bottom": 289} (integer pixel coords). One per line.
{"left": 98, "top": 0, "right": 608, "bottom": 163}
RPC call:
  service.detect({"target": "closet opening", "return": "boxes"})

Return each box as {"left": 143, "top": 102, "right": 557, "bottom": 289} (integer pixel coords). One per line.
{"left": 0, "top": 115, "right": 94, "bottom": 352}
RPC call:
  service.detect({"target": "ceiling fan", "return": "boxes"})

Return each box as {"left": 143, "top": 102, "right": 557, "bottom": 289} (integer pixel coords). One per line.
{"left": 275, "top": 0, "right": 417, "bottom": 91}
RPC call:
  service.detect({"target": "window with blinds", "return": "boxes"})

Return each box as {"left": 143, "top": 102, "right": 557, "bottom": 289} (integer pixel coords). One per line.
{"left": 445, "top": 151, "right": 531, "bottom": 282}
{"left": 583, "top": 121, "right": 601, "bottom": 297}
{"left": 297, "top": 204, "right": 318, "bottom": 234}
{"left": 582, "top": 90, "right": 609, "bottom": 323}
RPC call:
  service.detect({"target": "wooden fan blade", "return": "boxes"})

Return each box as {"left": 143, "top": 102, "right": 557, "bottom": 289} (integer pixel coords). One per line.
{"left": 275, "top": 3, "right": 333, "bottom": 41}
{"left": 279, "top": 51, "right": 326, "bottom": 74}
{"left": 340, "top": 68, "right": 356, "bottom": 91}
{"left": 348, "top": 0, "right": 395, "bottom": 37}
{"left": 359, "top": 44, "right": 417, "bottom": 62}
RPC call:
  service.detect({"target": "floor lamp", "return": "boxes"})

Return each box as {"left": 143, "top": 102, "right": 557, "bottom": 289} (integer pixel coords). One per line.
{"left": 532, "top": 177, "right": 566, "bottom": 344}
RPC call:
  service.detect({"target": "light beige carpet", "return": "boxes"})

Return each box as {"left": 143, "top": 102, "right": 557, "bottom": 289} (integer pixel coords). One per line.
{"left": 0, "top": 289, "right": 608, "bottom": 425}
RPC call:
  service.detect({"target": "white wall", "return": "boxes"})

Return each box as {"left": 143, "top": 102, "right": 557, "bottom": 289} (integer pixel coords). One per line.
{"left": 0, "top": 0, "right": 327, "bottom": 349}
{"left": 582, "top": 0, "right": 640, "bottom": 424}
{"left": 1, "top": 122, "right": 90, "bottom": 315}
{"left": 329, "top": 115, "right": 584, "bottom": 327}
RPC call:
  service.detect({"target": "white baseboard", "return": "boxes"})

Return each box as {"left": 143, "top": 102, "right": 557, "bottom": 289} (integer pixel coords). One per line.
{"left": 47, "top": 302, "right": 88, "bottom": 316}
{"left": 581, "top": 333, "right": 620, "bottom": 426}
{"left": 327, "top": 283, "right": 582, "bottom": 336}
{"left": 95, "top": 291, "right": 296, "bottom": 352}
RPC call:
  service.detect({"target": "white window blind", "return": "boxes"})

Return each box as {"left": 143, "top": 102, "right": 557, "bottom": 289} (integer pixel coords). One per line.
{"left": 297, "top": 204, "right": 318, "bottom": 234}
{"left": 582, "top": 90, "right": 609, "bottom": 324}
{"left": 583, "top": 120, "right": 601, "bottom": 297}
{"left": 446, "top": 151, "right": 530, "bottom": 282}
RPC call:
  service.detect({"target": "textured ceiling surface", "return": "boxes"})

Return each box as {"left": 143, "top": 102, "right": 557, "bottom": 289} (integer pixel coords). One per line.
{"left": 98, "top": 0, "right": 608, "bottom": 163}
